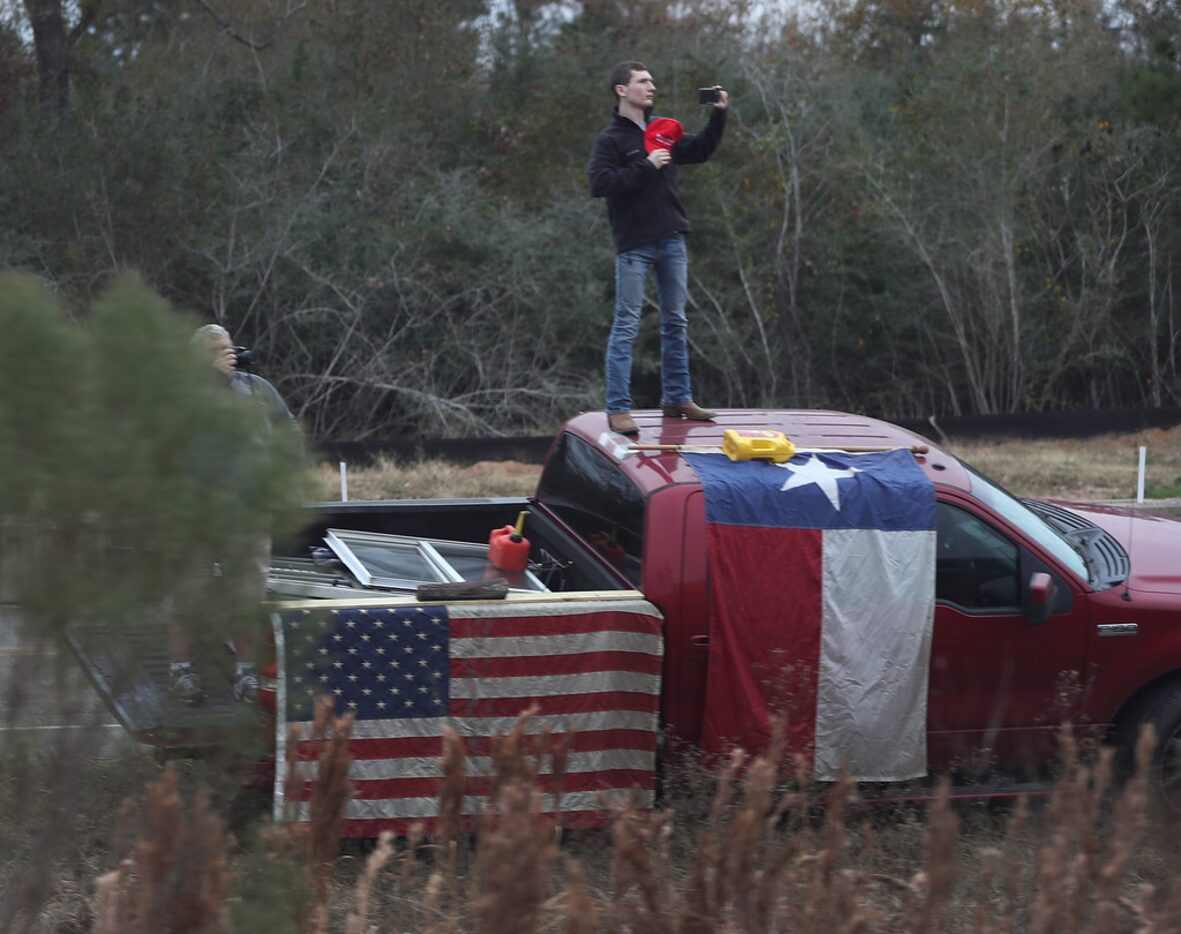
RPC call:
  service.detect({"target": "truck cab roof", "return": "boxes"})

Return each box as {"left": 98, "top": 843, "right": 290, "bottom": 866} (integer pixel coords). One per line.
{"left": 561, "top": 409, "right": 971, "bottom": 495}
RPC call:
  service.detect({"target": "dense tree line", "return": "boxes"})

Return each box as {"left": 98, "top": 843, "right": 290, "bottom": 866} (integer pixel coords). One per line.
{"left": 1, "top": 0, "right": 1179, "bottom": 438}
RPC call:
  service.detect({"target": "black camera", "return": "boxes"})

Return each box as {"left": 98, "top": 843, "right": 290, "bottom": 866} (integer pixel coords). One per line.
{"left": 231, "top": 345, "right": 257, "bottom": 371}
{"left": 698, "top": 86, "right": 721, "bottom": 105}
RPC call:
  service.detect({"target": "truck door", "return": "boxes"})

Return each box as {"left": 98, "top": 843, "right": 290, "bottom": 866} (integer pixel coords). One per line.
{"left": 927, "top": 500, "right": 1089, "bottom": 777}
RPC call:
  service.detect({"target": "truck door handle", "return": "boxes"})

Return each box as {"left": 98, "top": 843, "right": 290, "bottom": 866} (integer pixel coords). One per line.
{"left": 1097, "top": 623, "right": 1138, "bottom": 637}
{"left": 690, "top": 634, "right": 709, "bottom": 658}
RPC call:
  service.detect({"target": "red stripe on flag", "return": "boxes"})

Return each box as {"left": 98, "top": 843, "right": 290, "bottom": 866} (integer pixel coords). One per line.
{"left": 449, "top": 612, "right": 660, "bottom": 639}
{"left": 449, "top": 691, "right": 660, "bottom": 718}
{"left": 451, "top": 651, "right": 662, "bottom": 679}
{"left": 701, "top": 524, "right": 822, "bottom": 758}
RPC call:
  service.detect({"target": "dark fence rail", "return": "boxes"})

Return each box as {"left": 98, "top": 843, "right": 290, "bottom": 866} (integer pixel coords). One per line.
{"left": 312, "top": 407, "right": 1181, "bottom": 466}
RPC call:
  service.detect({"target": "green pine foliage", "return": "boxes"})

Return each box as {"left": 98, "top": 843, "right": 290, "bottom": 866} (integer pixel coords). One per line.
{"left": 0, "top": 272, "right": 307, "bottom": 632}
{"left": 0, "top": 272, "right": 309, "bottom": 928}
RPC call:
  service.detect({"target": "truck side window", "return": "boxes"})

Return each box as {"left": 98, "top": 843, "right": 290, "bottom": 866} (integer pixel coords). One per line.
{"left": 936, "top": 503, "right": 1020, "bottom": 610}
{"left": 536, "top": 433, "right": 645, "bottom": 586}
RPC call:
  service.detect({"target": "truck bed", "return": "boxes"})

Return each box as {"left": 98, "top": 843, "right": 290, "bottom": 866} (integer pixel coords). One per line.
{"left": 279, "top": 497, "right": 627, "bottom": 594}
{"left": 71, "top": 497, "right": 630, "bottom": 747}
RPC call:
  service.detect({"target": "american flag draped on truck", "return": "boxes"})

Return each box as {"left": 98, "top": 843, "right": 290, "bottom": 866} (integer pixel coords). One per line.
{"left": 273, "top": 599, "right": 664, "bottom": 836}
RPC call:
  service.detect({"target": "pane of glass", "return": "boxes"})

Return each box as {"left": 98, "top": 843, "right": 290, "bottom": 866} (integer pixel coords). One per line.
{"left": 348, "top": 541, "right": 440, "bottom": 582}
{"left": 935, "top": 504, "right": 1019, "bottom": 610}
{"left": 961, "top": 461, "right": 1088, "bottom": 582}
{"left": 431, "top": 541, "right": 549, "bottom": 592}
{"left": 323, "top": 529, "right": 450, "bottom": 589}
{"left": 437, "top": 549, "right": 498, "bottom": 582}
{"left": 536, "top": 433, "right": 645, "bottom": 586}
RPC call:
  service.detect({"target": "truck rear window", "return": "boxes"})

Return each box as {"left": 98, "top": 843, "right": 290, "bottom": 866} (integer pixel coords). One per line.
{"left": 536, "top": 433, "right": 645, "bottom": 585}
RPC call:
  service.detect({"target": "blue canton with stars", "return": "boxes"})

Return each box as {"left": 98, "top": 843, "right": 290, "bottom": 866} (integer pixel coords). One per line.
{"left": 282, "top": 606, "right": 450, "bottom": 720}
{"left": 683, "top": 449, "right": 935, "bottom": 532}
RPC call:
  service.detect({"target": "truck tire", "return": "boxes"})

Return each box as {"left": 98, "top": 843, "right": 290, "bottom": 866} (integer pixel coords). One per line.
{"left": 1119, "top": 684, "right": 1181, "bottom": 814}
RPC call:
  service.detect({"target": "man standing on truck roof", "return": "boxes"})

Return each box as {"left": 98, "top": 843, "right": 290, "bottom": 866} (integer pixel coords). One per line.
{"left": 588, "top": 61, "right": 728, "bottom": 436}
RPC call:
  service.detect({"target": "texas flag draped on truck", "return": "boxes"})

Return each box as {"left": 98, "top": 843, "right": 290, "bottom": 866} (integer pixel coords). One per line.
{"left": 684, "top": 449, "right": 936, "bottom": 781}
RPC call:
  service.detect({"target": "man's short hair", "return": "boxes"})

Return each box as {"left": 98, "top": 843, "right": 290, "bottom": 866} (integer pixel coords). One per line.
{"left": 609, "top": 61, "right": 648, "bottom": 101}
{"left": 192, "top": 323, "right": 231, "bottom": 344}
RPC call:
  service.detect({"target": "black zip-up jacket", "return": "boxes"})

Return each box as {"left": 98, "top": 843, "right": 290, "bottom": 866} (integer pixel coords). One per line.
{"left": 588, "top": 106, "right": 727, "bottom": 253}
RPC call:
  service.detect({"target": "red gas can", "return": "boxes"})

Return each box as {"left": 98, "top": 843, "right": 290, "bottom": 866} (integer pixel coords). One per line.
{"left": 488, "top": 511, "right": 530, "bottom": 572}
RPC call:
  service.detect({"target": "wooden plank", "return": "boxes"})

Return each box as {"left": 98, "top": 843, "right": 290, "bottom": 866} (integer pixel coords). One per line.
{"left": 415, "top": 579, "right": 509, "bottom": 601}
{"left": 272, "top": 588, "right": 648, "bottom": 612}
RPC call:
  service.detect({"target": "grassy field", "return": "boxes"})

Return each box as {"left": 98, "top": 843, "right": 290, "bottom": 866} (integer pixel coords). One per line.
{"left": 7, "top": 425, "right": 1181, "bottom": 931}
{"left": 948, "top": 425, "right": 1181, "bottom": 501}
{"left": 307, "top": 424, "right": 1181, "bottom": 504}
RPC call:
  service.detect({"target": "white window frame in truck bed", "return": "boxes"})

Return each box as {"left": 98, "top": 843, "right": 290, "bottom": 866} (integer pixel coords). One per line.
{"left": 322, "top": 529, "right": 548, "bottom": 594}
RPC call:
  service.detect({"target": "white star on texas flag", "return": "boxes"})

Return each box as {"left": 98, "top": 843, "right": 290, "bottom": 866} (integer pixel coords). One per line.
{"left": 776, "top": 455, "right": 860, "bottom": 510}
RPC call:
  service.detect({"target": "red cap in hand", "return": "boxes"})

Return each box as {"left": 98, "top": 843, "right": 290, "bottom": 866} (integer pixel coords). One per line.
{"left": 644, "top": 117, "right": 684, "bottom": 153}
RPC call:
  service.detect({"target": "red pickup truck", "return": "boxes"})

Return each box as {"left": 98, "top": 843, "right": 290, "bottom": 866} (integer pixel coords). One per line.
{"left": 76, "top": 408, "right": 1181, "bottom": 811}
{"left": 525, "top": 410, "right": 1181, "bottom": 792}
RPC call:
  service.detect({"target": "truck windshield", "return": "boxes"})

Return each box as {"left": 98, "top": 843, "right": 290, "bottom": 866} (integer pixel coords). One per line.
{"left": 962, "top": 462, "right": 1090, "bottom": 582}
{"left": 536, "top": 433, "right": 645, "bottom": 586}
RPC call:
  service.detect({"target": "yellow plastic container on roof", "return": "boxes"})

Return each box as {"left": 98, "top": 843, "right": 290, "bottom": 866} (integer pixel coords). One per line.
{"left": 721, "top": 429, "right": 796, "bottom": 463}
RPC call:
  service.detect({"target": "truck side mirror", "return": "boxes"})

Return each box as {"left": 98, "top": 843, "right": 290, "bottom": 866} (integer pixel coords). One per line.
{"left": 1026, "top": 571, "right": 1055, "bottom": 625}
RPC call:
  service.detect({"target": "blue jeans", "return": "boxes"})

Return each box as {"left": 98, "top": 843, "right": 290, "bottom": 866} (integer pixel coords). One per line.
{"left": 605, "top": 234, "right": 692, "bottom": 414}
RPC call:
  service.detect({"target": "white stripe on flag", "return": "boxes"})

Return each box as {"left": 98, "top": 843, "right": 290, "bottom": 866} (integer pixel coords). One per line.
{"left": 289, "top": 788, "right": 653, "bottom": 822}
{"left": 296, "top": 748, "right": 655, "bottom": 781}
{"left": 447, "top": 600, "right": 662, "bottom": 621}
{"left": 814, "top": 528, "right": 935, "bottom": 782}
{"left": 290, "top": 709, "right": 661, "bottom": 740}
{"left": 450, "top": 670, "right": 661, "bottom": 699}
{"left": 451, "top": 631, "right": 663, "bottom": 658}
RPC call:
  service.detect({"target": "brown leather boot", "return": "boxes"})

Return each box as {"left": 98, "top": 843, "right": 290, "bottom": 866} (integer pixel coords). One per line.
{"left": 608, "top": 411, "right": 639, "bottom": 435}
{"left": 661, "top": 401, "right": 716, "bottom": 421}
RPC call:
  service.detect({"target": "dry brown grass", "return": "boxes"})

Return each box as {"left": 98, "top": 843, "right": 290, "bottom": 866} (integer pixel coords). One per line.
{"left": 945, "top": 424, "right": 1181, "bottom": 501}
{"left": 309, "top": 458, "right": 541, "bottom": 502}
{"left": 80, "top": 715, "right": 1181, "bottom": 932}
{"left": 309, "top": 424, "right": 1181, "bottom": 505}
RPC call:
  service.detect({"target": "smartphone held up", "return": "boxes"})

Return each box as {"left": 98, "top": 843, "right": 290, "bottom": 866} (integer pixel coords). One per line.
{"left": 697, "top": 86, "right": 722, "bottom": 105}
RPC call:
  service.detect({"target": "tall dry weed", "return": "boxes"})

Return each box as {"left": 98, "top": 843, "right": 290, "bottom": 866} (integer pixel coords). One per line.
{"left": 474, "top": 709, "right": 560, "bottom": 934}
{"left": 81, "top": 711, "right": 1181, "bottom": 933}
{"left": 902, "top": 779, "right": 959, "bottom": 934}
{"left": 561, "top": 857, "right": 601, "bottom": 934}
{"left": 345, "top": 830, "right": 394, "bottom": 934}
{"left": 276, "top": 694, "right": 357, "bottom": 933}
{"left": 92, "top": 769, "right": 231, "bottom": 934}
{"left": 608, "top": 795, "right": 675, "bottom": 931}
{"left": 791, "top": 774, "right": 870, "bottom": 933}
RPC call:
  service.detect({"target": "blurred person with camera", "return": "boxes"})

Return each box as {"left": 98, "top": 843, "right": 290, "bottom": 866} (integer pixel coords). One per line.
{"left": 168, "top": 324, "right": 296, "bottom": 705}
{"left": 198, "top": 323, "right": 295, "bottom": 421}
{"left": 587, "top": 61, "right": 728, "bottom": 436}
